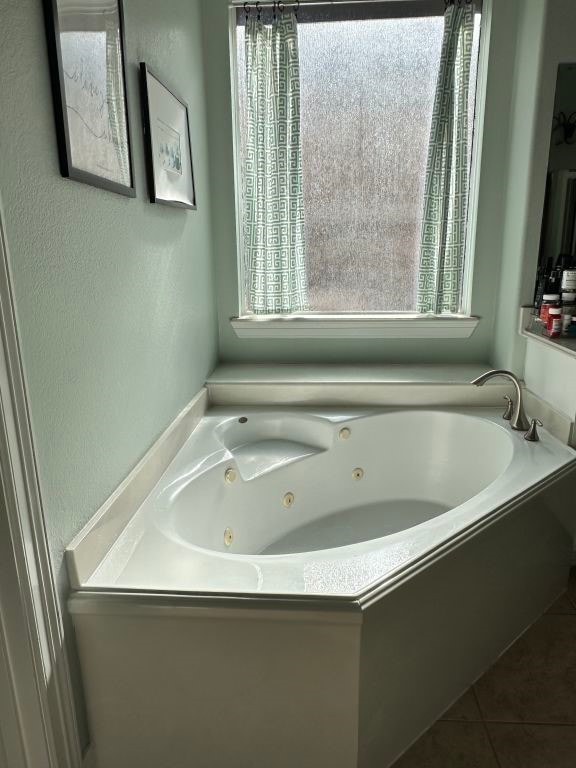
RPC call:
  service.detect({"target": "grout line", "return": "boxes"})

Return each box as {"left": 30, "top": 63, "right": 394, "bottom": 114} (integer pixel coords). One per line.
{"left": 473, "top": 683, "right": 488, "bottom": 722}
{"left": 483, "top": 724, "right": 503, "bottom": 768}
{"left": 439, "top": 715, "right": 576, "bottom": 727}
{"left": 546, "top": 587, "right": 576, "bottom": 615}
{"left": 483, "top": 720, "right": 576, "bottom": 727}
{"left": 472, "top": 687, "right": 503, "bottom": 768}
{"left": 440, "top": 716, "right": 484, "bottom": 722}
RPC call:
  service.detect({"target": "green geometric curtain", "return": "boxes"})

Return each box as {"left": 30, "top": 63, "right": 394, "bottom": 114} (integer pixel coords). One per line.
{"left": 417, "top": 3, "right": 474, "bottom": 314}
{"left": 244, "top": 12, "right": 308, "bottom": 314}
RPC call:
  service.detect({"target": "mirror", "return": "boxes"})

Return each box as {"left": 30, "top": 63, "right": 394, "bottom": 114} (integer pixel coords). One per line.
{"left": 532, "top": 64, "right": 576, "bottom": 340}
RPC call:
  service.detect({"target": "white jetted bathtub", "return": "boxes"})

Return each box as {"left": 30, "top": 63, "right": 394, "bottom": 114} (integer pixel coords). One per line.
{"left": 73, "top": 407, "right": 573, "bottom": 596}
{"left": 68, "top": 404, "right": 576, "bottom": 768}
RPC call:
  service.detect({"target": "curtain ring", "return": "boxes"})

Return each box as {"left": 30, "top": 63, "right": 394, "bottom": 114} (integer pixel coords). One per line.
{"left": 244, "top": 2, "right": 250, "bottom": 21}
{"left": 294, "top": 0, "right": 300, "bottom": 16}
{"left": 273, "top": 0, "right": 277, "bottom": 20}
{"left": 278, "top": 1, "right": 285, "bottom": 13}
{"left": 255, "top": 1, "right": 261, "bottom": 21}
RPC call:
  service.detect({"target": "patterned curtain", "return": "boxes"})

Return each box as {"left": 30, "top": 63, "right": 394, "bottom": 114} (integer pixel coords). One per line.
{"left": 417, "top": 3, "right": 474, "bottom": 314}
{"left": 244, "top": 12, "right": 308, "bottom": 314}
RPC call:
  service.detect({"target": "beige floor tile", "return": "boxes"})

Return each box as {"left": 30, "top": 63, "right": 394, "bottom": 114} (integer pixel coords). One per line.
{"left": 441, "top": 689, "right": 483, "bottom": 721}
{"left": 475, "top": 615, "right": 576, "bottom": 724}
{"left": 546, "top": 592, "right": 576, "bottom": 615}
{"left": 488, "top": 723, "right": 576, "bottom": 768}
{"left": 392, "top": 722, "right": 499, "bottom": 768}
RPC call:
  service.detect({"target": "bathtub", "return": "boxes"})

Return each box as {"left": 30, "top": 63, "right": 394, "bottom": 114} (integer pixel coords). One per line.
{"left": 76, "top": 406, "right": 573, "bottom": 597}
{"left": 68, "top": 403, "right": 576, "bottom": 768}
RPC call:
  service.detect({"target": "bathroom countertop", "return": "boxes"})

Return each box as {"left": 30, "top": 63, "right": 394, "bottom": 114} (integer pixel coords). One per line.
{"left": 522, "top": 317, "right": 576, "bottom": 360}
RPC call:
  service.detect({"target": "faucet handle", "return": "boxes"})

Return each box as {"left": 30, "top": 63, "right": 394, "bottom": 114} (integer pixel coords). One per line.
{"left": 524, "top": 418, "right": 543, "bottom": 443}
{"left": 503, "top": 395, "right": 513, "bottom": 421}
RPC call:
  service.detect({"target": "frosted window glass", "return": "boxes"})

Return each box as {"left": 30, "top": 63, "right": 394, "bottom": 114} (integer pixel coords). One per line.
{"left": 236, "top": 13, "right": 480, "bottom": 313}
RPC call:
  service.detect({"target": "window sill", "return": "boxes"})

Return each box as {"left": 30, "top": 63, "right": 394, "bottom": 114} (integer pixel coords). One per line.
{"left": 230, "top": 314, "right": 481, "bottom": 339}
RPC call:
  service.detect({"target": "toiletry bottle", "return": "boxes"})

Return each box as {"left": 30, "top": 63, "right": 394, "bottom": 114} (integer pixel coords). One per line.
{"left": 540, "top": 294, "right": 560, "bottom": 324}
{"left": 546, "top": 307, "right": 562, "bottom": 338}
{"left": 548, "top": 263, "right": 562, "bottom": 294}
{"left": 561, "top": 260, "right": 576, "bottom": 293}
{"left": 562, "top": 292, "right": 576, "bottom": 334}
{"left": 534, "top": 258, "right": 552, "bottom": 315}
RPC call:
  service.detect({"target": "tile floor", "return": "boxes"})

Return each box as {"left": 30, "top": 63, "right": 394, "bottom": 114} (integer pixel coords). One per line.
{"left": 392, "top": 569, "right": 576, "bottom": 768}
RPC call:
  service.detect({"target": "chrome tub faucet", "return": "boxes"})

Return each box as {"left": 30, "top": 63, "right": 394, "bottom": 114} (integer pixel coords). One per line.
{"left": 471, "top": 369, "right": 530, "bottom": 431}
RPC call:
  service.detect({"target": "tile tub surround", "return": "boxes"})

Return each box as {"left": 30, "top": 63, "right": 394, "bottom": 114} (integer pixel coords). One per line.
{"left": 393, "top": 571, "right": 576, "bottom": 768}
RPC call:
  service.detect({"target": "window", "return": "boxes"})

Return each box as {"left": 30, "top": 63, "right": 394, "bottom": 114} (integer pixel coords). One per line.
{"left": 233, "top": 1, "right": 483, "bottom": 319}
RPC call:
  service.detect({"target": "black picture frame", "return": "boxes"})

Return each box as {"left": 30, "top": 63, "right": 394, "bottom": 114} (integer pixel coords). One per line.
{"left": 139, "top": 63, "right": 196, "bottom": 210}
{"left": 42, "top": 0, "right": 136, "bottom": 197}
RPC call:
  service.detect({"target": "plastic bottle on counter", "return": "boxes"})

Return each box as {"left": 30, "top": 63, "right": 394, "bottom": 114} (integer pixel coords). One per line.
{"left": 540, "top": 294, "right": 561, "bottom": 324}
{"left": 562, "top": 292, "right": 576, "bottom": 334}
{"left": 533, "top": 258, "right": 553, "bottom": 314}
{"left": 546, "top": 307, "right": 562, "bottom": 338}
{"left": 561, "top": 264, "right": 576, "bottom": 293}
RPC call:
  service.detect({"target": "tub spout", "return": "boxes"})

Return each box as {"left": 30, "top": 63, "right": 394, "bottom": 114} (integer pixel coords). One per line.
{"left": 471, "top": 369, "right": 530, "bottom": 431}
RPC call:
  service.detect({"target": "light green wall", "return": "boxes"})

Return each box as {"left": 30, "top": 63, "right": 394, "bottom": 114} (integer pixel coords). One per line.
{"left": 0, "top": 0, "right": 218, "bottom": 740}
{"left": 0, "top": 0, "right": 217, "bottom": 573}
{"left": 492, "top": 0, "right": 549, "bottom": 372}
{"left": 202, "top": 0, "right": 524, "bottom": 365}
{"left": 507, "top": 0, "right": 576, "bottom": 403}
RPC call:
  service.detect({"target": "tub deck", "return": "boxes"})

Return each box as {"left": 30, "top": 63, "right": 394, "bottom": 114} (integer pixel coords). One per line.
{"left": 67, "top": 406, "right": 576, "bottom": 600}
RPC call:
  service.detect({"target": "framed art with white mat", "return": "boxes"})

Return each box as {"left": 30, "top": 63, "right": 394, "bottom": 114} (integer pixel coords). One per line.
{"left": 140, "top": 63, "right": 196, "bottom": 210}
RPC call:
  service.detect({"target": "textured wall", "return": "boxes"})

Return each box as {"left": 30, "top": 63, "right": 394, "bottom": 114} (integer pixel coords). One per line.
{"left": 202, "top": 0, "right": 521, "bottom": 365}
{"left": 0, "top": 0, "right": 217, "bottom": 736}
{"left": 492, "top": 0, "right": 548, "bottom": 372}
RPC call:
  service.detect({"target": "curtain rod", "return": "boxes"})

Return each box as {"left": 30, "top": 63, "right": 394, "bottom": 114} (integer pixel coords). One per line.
{"left": 230, "top": 1, "right": 436, "bottom": 6}
{"left": 232, "top": 0, "right": 481, "bottom": 17}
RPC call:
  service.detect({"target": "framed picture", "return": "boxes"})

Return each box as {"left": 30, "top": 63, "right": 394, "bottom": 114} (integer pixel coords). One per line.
{"left": 43, "top": 0, "right": 135, "bottom": 197}
{"left": 139, "top": 64, "right": 196, "bottom": 210}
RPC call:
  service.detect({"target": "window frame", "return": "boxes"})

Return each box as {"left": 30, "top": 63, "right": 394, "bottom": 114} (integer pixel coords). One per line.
{"left": 228, "top": 0, "right": 491, "bottom": 339}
